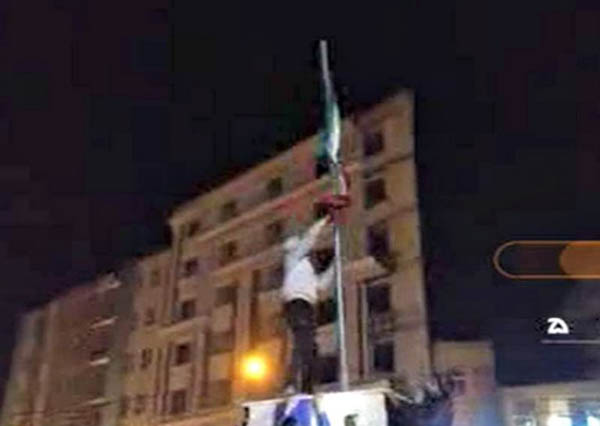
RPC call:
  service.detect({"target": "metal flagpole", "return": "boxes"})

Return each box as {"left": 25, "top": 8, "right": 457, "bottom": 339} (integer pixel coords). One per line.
{"left": 318, "top": 40, "right": 349, "bottom": 391}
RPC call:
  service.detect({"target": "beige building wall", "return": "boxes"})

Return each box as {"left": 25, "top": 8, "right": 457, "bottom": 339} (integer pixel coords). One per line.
{"left": 119, "top": 250, "right": 170, "bottom": 426}
{"left": 2, "top": 273, "right": 136, "bottom": 426}
{"left": 501, "top": 381, "right": 600, "bottom": 426}
{"left": 157, "top": 90, "right": 431, "bottom": 425}
{"left": 433, "top": 340, "right": 500, "bottom": 426}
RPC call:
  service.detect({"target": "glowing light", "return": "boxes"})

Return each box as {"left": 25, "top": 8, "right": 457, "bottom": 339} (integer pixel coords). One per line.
{"left": 242, "top": 355, "right": 267, "bottom": 381}
{"left": 588, "top": 416, "right": 600, "bottom": 426}
{"left": 547, "top": 415, "right": 572, "bottom": 426}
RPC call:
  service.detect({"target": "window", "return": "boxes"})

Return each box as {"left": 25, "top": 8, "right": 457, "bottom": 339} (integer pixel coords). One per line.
{"left": 170, "top": 389, "right": 187, "bottom": 415}
{"left": 174, "top": 343, "right": 191, "bottom": 365}
{"left": 367, "top": 283, "right": 391, "bottom": 314}
{"left": 316, "top": 298, "right": 336, "bottom": 326}
{"left": 144, "top": 308, "right": 156, "bottom": 326}
{"left": 364, "top": 178, "right": 387, "bottom": 209}
{"left": 119, "top": 396, "right": 130, "bottom": 417}
{"left": 373, "top": 341, "right": 394, "bottom": 372}
{"left": 363, "top": 131, "right": 384, "bottom": 157}
{"left": 220, "top": 201, "right": 238, "bottom": 221}
{"left": 367, "top": 222, "right": 390, "bottom": 259}
{"left": 215, "top": 285, "right": 237, "bottom": 306}
{"left": 181, "top": 258, "right": 199, "bottom": 278}
{"left": 141, "top": 348, "right": 153, "bottom": 370}
{"left": 267, "top": 177, "right": 283, "bottom": 199}
{"left": 220, "top": 241, "right": 239, "bottom": 266}
{"left": 150, "top": 269, "right": 161, "bottom": 287}
{"left": 180, "top": 300, "right": 196, "bottom": 320}
{"left": 315, "top": 156, "right": 329, "bottom": 178}
{"left": 265, "top": 220, "right": 285, "bottom": 246}
{"left": 186, "top": 220, "right": 201, "bottom": 237}
{"left": 134, "top": 394, "right": 146, "bottom": 415}
{"left": 318, "top": 355, "right": 338, "bottom": 384}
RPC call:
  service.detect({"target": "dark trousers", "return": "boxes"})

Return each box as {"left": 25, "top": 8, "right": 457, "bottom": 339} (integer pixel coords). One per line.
{"left": 284, "top": 299, "right": 317, "bottom": 393}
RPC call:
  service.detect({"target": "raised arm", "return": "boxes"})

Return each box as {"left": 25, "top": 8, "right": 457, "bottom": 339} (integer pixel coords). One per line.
{"left": 289, "top": 217, "right": 328, "bottom": 261}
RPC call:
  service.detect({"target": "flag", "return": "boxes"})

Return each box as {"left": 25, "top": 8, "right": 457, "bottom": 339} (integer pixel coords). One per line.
{"left": 319, "top": 41, "right": 341, "bottom": 166}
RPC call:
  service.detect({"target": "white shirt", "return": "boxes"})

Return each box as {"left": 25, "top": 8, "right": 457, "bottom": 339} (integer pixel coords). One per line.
{"left": 281, "top": 218, "right": 335, "bottom": 305}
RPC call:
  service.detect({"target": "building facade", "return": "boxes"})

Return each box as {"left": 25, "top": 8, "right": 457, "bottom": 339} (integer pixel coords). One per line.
{"left": 2, "top": 91, "right": 431, "bottom": 426}
{"left": 500, "top": 381, "right": 600, "bottom": 426}
{"left": 1, "top": 272, "right": 135, "bottom": 426}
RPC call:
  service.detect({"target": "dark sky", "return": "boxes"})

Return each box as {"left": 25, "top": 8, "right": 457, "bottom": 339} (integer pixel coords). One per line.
{"left": 1, "top": 0, "right": 598, "bottom": 398}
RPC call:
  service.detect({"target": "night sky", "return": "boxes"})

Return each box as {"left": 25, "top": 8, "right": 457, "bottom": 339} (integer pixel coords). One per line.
{"left": 1, "top": 0, "right": 599, "bottom": 399}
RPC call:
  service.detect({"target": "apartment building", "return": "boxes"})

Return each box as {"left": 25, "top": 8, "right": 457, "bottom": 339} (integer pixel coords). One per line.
{"left": 1, "top": 273, "right": 134, "bottom": 426}
{"left": 3, "top": 90, "right": 430, "bottom": 426}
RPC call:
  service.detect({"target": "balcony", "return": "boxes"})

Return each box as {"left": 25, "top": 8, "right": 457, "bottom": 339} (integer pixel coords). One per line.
{"left": 89, "top": 316, "right": 117, "bottom": 330}
{"left": 89, "top": 349, "right": 110, "bottom": 366}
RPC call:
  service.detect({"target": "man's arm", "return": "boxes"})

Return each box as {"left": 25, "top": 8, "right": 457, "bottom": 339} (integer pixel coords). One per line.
{"left": 290, "top": 217, "right": 329, "bottom": 261}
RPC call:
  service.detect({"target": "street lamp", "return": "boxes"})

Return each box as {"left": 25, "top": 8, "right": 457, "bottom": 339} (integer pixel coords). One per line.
{"left": 242, "top": 354, "right": 268, "bottom": 381}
